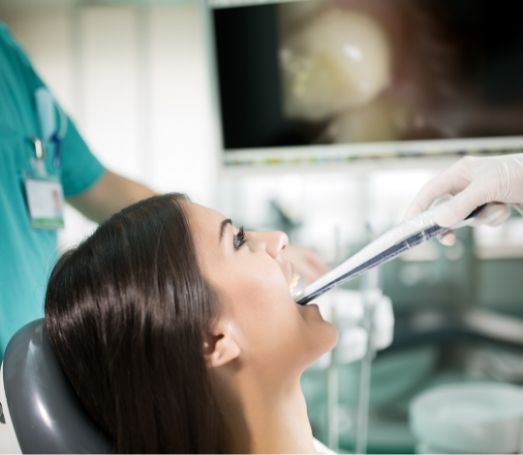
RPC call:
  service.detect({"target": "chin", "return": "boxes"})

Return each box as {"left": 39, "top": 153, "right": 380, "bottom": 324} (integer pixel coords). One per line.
{"left": 304, "top": 321, "right": 338, "bottom": 365}
{"left": 303, "top": 304, "right": 338, "bottom": 346}
{"left": 321, "top": 321, "right": 339, "bottom": 352}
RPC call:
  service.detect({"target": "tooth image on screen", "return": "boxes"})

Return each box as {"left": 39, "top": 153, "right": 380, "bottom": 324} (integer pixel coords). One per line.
{"left": 280, "top": 9, "right": 392, "bottom": 121}
{"left": 326, "top": 97, "right": 413, "bottom": 143}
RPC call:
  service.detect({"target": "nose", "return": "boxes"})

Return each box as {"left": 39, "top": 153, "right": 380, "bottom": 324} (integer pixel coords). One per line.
{"left": 251, "top": 231, "right": 288, "bottom": 259}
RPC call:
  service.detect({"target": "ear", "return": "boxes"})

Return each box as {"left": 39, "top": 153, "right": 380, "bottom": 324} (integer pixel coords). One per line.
{"left": 203, "top": 321, "right": 240, "bottom": 369}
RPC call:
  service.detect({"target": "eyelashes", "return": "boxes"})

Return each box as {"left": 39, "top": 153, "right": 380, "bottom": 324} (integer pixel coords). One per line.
{"left": 233, "top": 226, "right": 247, "bottom": 250}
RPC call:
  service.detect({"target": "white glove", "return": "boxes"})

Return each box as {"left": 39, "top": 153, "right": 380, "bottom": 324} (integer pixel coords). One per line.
{"left": 404, "top": 154, "right": 523, "bottom": 229}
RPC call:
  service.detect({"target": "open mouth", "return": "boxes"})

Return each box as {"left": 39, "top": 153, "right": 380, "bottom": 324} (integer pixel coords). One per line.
{"left": 288, "top": 271, "right": 300, "bottom": 295}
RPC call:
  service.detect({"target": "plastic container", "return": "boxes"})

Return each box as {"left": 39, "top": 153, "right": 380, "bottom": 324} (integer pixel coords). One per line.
{"left": 409, "top": 382, "right": 523, "bottom": 454}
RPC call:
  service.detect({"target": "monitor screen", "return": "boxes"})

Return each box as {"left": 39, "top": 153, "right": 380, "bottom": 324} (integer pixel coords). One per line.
{"left": 212, "top": 0, "right": 523, "bottom": 160}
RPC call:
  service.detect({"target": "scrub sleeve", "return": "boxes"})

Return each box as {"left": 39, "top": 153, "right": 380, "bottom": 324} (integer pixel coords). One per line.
{"left": 0, "top": 23, "right": 105, "bottom": 358}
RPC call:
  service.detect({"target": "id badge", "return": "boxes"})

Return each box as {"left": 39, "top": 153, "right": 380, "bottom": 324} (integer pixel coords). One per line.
{"left": 24, "top": 174, "right": 65, "bottom": 230}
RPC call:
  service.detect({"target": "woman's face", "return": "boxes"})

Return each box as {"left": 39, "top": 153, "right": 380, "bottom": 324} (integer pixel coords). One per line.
{"left": 186, "top": 202, "right": 337, "bottom": 377}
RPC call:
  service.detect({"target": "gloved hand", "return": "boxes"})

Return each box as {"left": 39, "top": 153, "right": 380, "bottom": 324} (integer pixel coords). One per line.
{"left": 404, "top": 154, "right": 523, "bottom": 238}
{"left": 284, "top": 244, "right": 328, "bottom": 283}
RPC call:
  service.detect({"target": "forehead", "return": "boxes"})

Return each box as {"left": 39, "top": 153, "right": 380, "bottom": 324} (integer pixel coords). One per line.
{"left": 185, "top": 201, "right": 225, "bottom": 244}
{"left": 186, "top": 201, "right": 224, "bottom": 224}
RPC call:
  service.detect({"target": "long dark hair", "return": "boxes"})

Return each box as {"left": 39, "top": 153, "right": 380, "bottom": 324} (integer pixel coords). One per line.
{"left": 45, "top": 193, "right": 227, "bottom": 453}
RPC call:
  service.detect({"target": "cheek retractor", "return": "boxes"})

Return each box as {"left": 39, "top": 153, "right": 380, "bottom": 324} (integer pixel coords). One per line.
{"left": 294, "top": 203, "right": 504, "bottom": 305}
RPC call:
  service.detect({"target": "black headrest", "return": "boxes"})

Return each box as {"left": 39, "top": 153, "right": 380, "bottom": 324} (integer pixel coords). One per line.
{"left": 2, "top": 319, "right": 113, "bottom": 454}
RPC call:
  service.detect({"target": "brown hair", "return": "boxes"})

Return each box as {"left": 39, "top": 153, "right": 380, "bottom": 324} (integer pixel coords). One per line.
{"left": 45, "top": 193, "right": 228, "bottom": 453}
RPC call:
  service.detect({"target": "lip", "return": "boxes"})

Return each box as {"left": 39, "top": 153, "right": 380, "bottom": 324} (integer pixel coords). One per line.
{"left": 296, "top": 302, "right": 325, "bottom": 323}
{"left": 304, "top": 303, "right": 325, "bottom": 320}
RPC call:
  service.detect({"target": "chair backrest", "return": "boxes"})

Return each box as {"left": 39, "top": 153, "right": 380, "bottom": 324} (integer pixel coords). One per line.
{"left": 1, "top": 319, "right": 113, "bottom": 454}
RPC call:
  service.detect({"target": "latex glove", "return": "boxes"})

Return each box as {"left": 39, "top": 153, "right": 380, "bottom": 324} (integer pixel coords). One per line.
{"left": 404, "top": 154, "right": 523, "bottom": 243}
{"left": 284, "top": 244, "right": 329, "bottom": 284}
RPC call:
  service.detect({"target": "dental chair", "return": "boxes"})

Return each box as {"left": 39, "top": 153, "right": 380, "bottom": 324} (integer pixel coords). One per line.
{"left": 0, "top": 319, "right": 112, "bottom": 454}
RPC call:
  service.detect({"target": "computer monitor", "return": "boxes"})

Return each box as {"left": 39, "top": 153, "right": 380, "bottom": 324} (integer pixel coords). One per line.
{"left": 211, "top": 0, "right": 523, "bottom": 166}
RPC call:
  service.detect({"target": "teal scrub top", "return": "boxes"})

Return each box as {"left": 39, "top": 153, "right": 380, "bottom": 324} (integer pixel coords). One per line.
{"left": 0, "top": 23, "right": 105, "bottom": 358}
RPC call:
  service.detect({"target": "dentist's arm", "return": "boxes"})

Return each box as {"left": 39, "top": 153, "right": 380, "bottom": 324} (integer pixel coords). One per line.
{"left": 404, "top": 154, "right": 523, "bottom": 230}
{"left": 67, "top": 170, "right": 156, "bottom": 223}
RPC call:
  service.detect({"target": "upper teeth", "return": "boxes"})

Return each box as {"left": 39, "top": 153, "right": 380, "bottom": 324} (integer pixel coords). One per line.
{"left": 289, "top": 273, "right": 300, "bottom": 294}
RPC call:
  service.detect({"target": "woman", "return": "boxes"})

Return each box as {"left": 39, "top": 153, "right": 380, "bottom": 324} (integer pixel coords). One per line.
{"left": 45, "top": 193, "right": 337, "bottom": 453}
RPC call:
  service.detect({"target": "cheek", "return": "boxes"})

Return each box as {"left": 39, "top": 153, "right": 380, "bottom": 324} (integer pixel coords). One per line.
{"left": 220, "top": 256, "right": 290, "bottom": 302}
{"left": 220, "top": 269, "right": 293, "bottom": 325}
{"left": 214, "top": 266, "right": 300, "bottom": 336}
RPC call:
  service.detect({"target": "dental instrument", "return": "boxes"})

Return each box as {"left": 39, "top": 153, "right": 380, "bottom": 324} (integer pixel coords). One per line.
{"left": 295, "top": 203, "right": 505, "bottom": 305}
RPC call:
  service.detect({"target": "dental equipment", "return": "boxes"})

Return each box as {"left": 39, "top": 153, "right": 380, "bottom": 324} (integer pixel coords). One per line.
{"left": 295, "top": 203, "right": 505, "bottom": 305}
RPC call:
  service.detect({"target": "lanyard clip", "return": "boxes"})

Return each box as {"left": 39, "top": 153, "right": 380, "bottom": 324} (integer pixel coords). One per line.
{"left": 32, "top": 137, "right": 45, "bottom": 160}
{"left": 30, "top": 137, "right": 47, "bottom": 177}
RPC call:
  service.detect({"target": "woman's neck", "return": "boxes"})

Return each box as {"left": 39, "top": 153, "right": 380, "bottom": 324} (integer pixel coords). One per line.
{"left": 217, "top": 370, "right": 317, "bottom": 454}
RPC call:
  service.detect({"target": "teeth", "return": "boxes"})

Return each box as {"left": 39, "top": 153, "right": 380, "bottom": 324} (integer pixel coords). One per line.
{"left": 289, "top": 273, "right": 300, "bottom": 294}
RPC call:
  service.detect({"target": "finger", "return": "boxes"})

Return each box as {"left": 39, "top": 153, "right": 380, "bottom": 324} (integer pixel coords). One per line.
{"left": 293, "top": 262, "right": 318, "bottom": 284}
{"left": 403, "top": 160, "right": 472, "bottom": 220}
{"left": 303, "top": 250, "right": 329, "bottom": 275}
{"left": 294, "top": 257, "right": 328, "bottom": 283}
{"left": 439, "top": 231, "right": 456, "bottom": 246}
{"left": 431, "top": 182, "right": 489, "bottom": 227}
{"left": 284, "top": 246, "right": 328, "bottom": 283}
{"left": 469, "top": 202, "right": 511, "bottom": 227}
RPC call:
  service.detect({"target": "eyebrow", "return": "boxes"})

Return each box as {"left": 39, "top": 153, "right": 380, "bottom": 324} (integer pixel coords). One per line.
{"left": 219, "top": 218, "right": 232, "bottom": 242}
